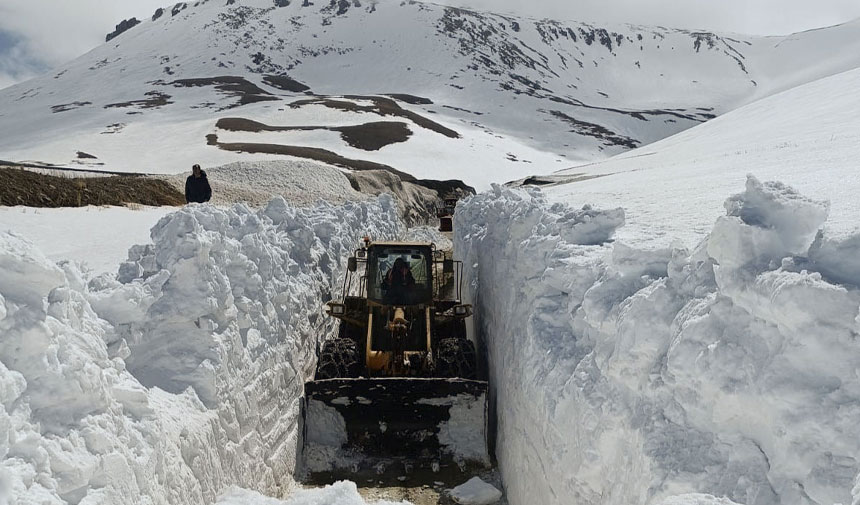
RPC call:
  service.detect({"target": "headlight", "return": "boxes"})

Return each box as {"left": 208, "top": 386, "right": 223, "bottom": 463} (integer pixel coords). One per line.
{"left": 453, "top": 305, "right": 470, "bottom": 316}
{"left": 329, "top": 303, "right": 345, "bottom": 315}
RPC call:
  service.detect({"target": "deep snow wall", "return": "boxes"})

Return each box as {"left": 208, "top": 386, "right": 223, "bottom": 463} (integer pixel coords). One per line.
{"left": 455, "top": 179, "right": 860, "bottom": 505}
{"left": 0, "top": 196, "right": 400, "bottom": 504}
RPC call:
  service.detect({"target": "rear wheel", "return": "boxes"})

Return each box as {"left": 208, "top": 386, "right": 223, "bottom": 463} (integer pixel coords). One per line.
{"left": 436, "top": 338, "right": 477, "bottom": 380}
{"left": 316, "top": 338, "right": 361, "bottom": 379}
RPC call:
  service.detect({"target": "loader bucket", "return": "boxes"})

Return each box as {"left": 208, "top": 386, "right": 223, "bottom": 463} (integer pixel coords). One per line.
{"left": 300, "top": 378, "right": 490, "bottom": 486}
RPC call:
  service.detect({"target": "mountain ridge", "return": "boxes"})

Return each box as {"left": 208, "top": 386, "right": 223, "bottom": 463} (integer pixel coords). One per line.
{"left": 1, "top": 0, "right": 859, "bottom": 188}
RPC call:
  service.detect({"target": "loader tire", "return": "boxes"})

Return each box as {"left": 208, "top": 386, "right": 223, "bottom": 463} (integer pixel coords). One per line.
{"left": 316, "top": 338, "right": 361, "bottom": 379}
{"left": 436, "top": 338, "right": 477, "bottom": 380}
{"left": 434, "top": 319, "right": 467, "bottom": 341}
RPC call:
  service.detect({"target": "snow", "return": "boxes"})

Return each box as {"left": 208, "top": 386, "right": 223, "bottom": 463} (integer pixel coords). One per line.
{"left": 455, "top": 180, "right": 860, "bottom": 505}
{"left": 0, "top": 206, "right": 175, "bottom": 274}
{"left": 216, "top": 481, "right": 408, "bottom": 505}
{"left": 305, "top": 401, "right": 348, "bottom": 449}
{"left": 418, "top": 393, "right": 490, "bottom": 466}
{"left": 449, "top": 477, "right": 503, "bottom": 505}
{"left": 0, "top": 195, "right": 402, "bottom": 504}
{"left": 547, "top": 65, "right": 860, "bottom": 249}
{"left": 301, "top": 400, "right": 352, "bottom": 474}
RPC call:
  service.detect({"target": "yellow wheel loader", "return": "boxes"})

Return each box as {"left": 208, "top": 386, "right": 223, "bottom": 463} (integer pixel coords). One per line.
{"left": 301, "top": 240, "right": 490, "bottom": 485}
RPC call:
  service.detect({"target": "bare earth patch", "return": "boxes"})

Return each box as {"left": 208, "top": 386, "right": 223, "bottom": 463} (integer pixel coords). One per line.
{"left": 384, "top": 93, "right": 434, "bottom": 105}
{"left": 105, "top": 91, "right": 173, "bottom": 110}
{"left": 262, "top": 74, "right": 311, "bottom": 92}
{"left": 51, "top": 101, "right": 92, "bottom": 113}
{"left": 290, "top": 95, "right": 460, "bottom": 138}
{"left": 215, "top": 117, "right": 413, "bottom": 151}
{"left": 170, "top": 76, "right": 279, "bottom": 109}
{"left": 0, "top": 166, "right": 184, "bottom": 207}
{"left": 544, "top": 109, "right": 640, "bottom": 149}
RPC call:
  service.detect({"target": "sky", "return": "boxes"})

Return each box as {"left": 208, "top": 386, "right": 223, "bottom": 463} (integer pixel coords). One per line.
{"left": 1, "top": 0, "right": 860, "bottom": 89}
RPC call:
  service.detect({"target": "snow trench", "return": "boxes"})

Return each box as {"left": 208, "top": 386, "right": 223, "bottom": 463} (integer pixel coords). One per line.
{"left": 455, "top": 176, "right": 860, "bottom": 505}
{"left": 0, "top": 196, "right": 401, "bottom": 504}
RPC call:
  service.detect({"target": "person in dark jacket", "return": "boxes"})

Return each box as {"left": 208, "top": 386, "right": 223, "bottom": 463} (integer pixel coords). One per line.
{"left": 383, "top": 258, "right": 416, "bottom": 303}
{"left": 185, "top": 164, "right": 212, "bottom": 203}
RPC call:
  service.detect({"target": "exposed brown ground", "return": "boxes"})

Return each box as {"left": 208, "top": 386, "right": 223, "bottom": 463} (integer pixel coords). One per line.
{"left": 262, "top": 74, "right": 311, "bottom": 92}
{"left": 337, "top": 122, "right": 412, "bottom": 150}
{"left": 290, "top": 96, "right": 460, "bottom": 139}
{"left": 384, "top": 93, "right": 434, "bottom": 105}
{"left": 0, "top": 166, "right": 184, "bottom": 207}
{"left": 215, "top": 117, "right": 413, "bottom": 151}
{"left": 104, "top": 91, "right": 173, "bottom": 110}
{"left": 51, "top": 101, "right": 92, "bottom": 113}
{"left": 511, "top": 172, "right": 609, "bottom": 188}
{"left": 170, "top": 76, "right": 280, "bottom": 107}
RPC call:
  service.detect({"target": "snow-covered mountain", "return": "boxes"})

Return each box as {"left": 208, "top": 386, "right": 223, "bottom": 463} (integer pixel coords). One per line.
{"left": 1, "top": 0, "right": 860, "bottom": 188}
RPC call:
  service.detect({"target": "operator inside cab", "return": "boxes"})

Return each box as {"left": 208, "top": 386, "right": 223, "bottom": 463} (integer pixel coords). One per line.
{"left": 383, "top": 257, "right": 415, "bottom": 304}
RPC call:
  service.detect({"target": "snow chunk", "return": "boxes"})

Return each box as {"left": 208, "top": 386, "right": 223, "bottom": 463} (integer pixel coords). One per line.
{"left": 556, "top": 203, "right": 625, "bottom": 245}
{"left": 724, "top": 175, "right": 828, "bottom": 235}
{"left": 305, "top": 400, "right": 347, "bottom": 448}
{"left": 449, "top": 477, "right": 502, "bottom": 505}
{"left": 0, "top": 231, "right": 65, "bottom": 305}
{"left": 808, "top": 231, "right": 860, "bottom": 286}
{"left": 710, "top": 175, "right": 829, "bottom": 269}
{"left": 431, "top": 394, "right": 490, "bottom": 465}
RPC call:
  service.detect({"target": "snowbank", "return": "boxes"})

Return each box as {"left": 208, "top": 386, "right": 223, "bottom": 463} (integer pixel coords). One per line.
{"left": 159, "top": 160, "right": 365, "bottom": 209}
{"left": 456, "top": 177, "right": 860, "bottom": 505}
{"left": 0, "top": 196, "right": 401, "bottom": 504}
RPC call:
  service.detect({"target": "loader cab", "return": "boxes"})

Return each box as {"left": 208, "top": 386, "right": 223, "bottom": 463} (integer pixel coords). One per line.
{"left": 366, "top": 243, "right": 433, "bottom": 306}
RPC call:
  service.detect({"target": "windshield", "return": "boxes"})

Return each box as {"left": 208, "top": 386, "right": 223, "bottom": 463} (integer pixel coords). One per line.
{"left": 367, "top": 246, "right": 432, "bottom": 305}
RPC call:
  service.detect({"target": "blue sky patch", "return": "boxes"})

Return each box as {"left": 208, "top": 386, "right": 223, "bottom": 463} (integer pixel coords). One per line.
{"left": 0, "top": 29, "right": 20, "bottom": 55}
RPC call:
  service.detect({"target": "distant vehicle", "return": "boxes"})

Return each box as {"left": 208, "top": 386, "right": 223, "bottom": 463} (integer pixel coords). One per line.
{"left": 436, "top": 197, "right": 458, "bottom": 232}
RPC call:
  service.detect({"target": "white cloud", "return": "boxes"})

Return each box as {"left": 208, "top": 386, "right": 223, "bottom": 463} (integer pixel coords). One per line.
{"left": 0, "top": 72, "right": 26, "bottom": 91}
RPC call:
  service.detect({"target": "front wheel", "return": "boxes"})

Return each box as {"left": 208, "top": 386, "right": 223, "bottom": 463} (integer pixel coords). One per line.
{"left": 316, "top": 338, "right": 361, "bottom": 379}
{"left": 436, "top": 338, "right": 477, "bottom": 380}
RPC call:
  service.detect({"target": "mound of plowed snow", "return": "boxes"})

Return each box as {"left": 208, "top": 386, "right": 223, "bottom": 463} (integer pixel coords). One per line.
{"left": 0, "top": 196, "right": 401, "bottom": 504}
{"left": 456, "top": 178, "right": 860, "bottom": 505}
